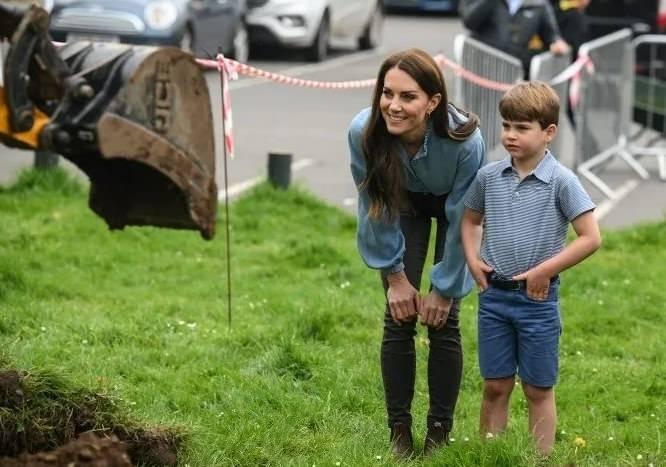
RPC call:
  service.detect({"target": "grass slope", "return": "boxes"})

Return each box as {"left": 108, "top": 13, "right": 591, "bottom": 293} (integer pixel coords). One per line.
{"left": 0, "top": 169, "right": 664, "bottom": 466}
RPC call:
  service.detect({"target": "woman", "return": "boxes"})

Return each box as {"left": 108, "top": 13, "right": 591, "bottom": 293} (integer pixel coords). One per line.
{"left": 347, "top": 48, "right": 485, "bottom": 457}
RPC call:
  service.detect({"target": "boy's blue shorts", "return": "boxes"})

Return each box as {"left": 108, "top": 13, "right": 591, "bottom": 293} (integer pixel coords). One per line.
{"left": 477, "top": 281, "right": 561, "bottom": 388}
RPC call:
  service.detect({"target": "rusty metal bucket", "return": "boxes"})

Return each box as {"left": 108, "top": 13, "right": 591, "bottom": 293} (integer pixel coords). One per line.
{"left": 43, "top": 43, "right": 217, "bottom": 239}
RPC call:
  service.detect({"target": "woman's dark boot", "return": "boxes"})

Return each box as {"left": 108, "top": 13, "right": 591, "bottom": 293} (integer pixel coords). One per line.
{"left": 423, "top": 421, "right": 449, "bottom": 456}
{"left": 390, "top": 422, "right": 414, "bottom": 459}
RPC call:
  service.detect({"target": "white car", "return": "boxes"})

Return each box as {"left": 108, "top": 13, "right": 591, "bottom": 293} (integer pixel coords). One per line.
{"left": 246, "top": 0, "right": 383, "bottom": 61}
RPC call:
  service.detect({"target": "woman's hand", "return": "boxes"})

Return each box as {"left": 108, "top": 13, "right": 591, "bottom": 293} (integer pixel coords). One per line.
{"left": 419, "top": 291, "right": 452, "bottom": 330}
{"left": 386, "top": 272, "right": 420, "bottom": 325}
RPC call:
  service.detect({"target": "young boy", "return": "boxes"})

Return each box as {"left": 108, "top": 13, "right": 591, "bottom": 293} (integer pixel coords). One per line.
{"left": 460, "top": 81, "right": 602, "bottom": 455}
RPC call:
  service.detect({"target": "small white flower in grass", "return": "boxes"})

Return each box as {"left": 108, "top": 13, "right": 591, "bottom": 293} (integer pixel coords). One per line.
{"left": 82, "top": 339, "right": 88, "bottom": 344}
{"left": 485, "top": 432, "right": 494, "bottom": 439}
{"left": 186, "top": 322, "right": 197, "bottom": 329}
{"left": 561, "top": 430, "right": 567, "bottom": 435}
{"left": 340, "top": 281, "right": 351, "bottom": 289}
{"left": 335, "top": 462, "right": 341, "bottom": 466}
{"left": 592, "top": 368, "right": 598, "bottom": 373}
{"left": 649, "top": 463, "right": 654, "bottom": 467}
{"left": 40, "top": 326, "right": 46, "bottom": 332}
{"left": 177, "top": 320, "right": 185, "bottom": 326}
{"left": 576, "top": 351, "right": 582, "bottom": 356}
{"left": 608, "top": 436, "right": 614, "bottom": 441}
{"left": 650, "top": 413, "right": 656, "bottom": 418}
{"left": 464, "top": 436, "right": 470, "bottom": 442}
{"left": 636, "top": 454, "right": 643, "bottom": 460}
{"left": 449, "top": 437, "right": 455, "bottom": 442}
{"left": 597, "top": 300, "right": 604, "bottom": 306}
{"left": 375, "top": 455, "right": 382, "bottom": 460}
{"left": 601, "top": 280, "right": 608, "bottom": 287}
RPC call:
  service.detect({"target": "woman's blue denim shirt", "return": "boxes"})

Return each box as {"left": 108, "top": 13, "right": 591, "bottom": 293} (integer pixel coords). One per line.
{"left": 348, "top": 105, "right": 486, "bottom": 299}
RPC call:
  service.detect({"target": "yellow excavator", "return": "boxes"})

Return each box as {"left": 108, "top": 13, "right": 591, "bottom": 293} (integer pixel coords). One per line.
{"left": 0, "top": 2, "right": 217, "bottom": 239}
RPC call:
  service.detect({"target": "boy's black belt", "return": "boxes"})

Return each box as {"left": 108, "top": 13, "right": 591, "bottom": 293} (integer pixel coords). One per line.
{"left": 487, "top": 275, "right": 559, "bottom": 291}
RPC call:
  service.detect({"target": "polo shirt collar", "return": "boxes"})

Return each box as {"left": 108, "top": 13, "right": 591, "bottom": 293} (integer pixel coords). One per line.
{"left": 500, "top": 150, "right": 557, "bottom": 184}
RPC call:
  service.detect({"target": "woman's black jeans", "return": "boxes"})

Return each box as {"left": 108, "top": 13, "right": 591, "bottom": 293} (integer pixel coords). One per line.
{"left": 380, "top": 191, "right": 463, "bottom": 432}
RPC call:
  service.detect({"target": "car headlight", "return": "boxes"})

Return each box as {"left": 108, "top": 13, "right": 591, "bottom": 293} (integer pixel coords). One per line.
{"left": 144, "top": 1, "right": 179, "bottom": 31}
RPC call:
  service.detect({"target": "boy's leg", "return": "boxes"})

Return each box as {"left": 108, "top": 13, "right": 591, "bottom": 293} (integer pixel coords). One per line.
{"left": 477, "top": 287, "right": 518, "bottom": 436}
{"left": 514, "top": 284, "right": 561, "bottom": 455}
{"left": 522, "top": 383, "right": 556, "bottom": 455}
{"left": 480, "top": 376, "right": 515, "bottom": 435}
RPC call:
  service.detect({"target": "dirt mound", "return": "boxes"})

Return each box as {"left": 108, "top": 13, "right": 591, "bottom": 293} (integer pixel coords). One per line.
{"left": 0, "top": 433, "right": 131, "bottom": 467}
{"left": 0, "top": 369, "right": 182, "bottom": 466}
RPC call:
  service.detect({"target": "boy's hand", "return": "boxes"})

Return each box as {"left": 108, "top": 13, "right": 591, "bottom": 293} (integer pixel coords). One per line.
{"left": 386, "top": 272, "right": 420, "bottom": 325}
{"left": 513, "top": 269, "right": 550, "bottom": 301}
{"left": 470, "top": 259, "right": 494, "bottom": 291}
{"left": 419, "top": 291, "right": 452, "bottom": 330}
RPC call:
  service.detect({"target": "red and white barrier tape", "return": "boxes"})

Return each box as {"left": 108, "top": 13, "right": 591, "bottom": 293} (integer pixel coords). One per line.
{"left": 198, "top": 57, "right": 376, "bottom": 89}
{"left": 199, "top": 52, "right": 594, "bottom": 159}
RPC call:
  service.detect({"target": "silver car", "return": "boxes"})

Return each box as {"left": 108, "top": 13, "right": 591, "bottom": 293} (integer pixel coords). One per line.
{"left": 246, "top": 0, "right": 383, "bottom": 61}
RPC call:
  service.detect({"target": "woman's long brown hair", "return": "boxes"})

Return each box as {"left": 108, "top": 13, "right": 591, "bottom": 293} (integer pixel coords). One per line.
{"left": 361, "top": 48, "right": 478, "bottom": 220}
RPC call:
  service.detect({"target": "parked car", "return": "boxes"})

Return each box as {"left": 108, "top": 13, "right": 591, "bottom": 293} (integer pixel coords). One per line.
{"left": 383, "top": 0, "right": 458, "bottom": 14}
{"left": 48, "top": 0, "right": 249, "bottom": 62}
{"left": 246, "top": 0, "right": 383, "bottom": 62}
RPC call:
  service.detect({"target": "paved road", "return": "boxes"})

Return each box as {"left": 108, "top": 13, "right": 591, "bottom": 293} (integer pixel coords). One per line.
{"left": 2, "top": 12, "right": 665, "bottom": 229}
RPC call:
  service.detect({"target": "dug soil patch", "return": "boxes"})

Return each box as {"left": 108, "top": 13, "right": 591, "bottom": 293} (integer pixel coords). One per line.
{"left": 0, "top": 369, "right": 182, "bottom": 466}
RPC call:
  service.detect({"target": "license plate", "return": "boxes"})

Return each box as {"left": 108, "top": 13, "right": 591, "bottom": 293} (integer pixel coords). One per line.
{"left": 66, "top": 33, "right": 120, "bottom": 43}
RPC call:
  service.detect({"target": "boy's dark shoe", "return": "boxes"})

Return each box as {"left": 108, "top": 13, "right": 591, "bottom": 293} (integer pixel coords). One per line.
{"left": 423, "top": 421, "right": 449, "bottom": 456}
{"left": 390, "top": 422, "right": 414, "bottom": 459}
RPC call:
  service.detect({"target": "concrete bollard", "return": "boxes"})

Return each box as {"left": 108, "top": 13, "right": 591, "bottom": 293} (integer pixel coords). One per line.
{"left": 267, "top": 152, "right": 292, "bottom": 189}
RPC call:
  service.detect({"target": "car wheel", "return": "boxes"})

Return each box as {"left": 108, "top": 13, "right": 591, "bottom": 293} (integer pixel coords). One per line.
{"left": 180, "top": 29, "right": 194, "bottom": 54}
{"left": 359, "top": 3, "right": 383, "bottom": 50}
{"left": 231, "top": 21, "right": 250, "bottom": 63}
{"left": 305, "top": 13, "right": 329, "bottom": 62}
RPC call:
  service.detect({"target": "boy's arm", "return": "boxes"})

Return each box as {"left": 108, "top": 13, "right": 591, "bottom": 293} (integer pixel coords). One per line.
{"left": 461, "top": 208, "right": 493, "bottom": 290}
{"left": 513, "top": 210, "right": 601, "bottom": 299}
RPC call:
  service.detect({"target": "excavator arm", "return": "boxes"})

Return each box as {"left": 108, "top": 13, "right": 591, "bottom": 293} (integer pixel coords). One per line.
{"left": 0, "top": 3, "right": 217, "bottom": 239}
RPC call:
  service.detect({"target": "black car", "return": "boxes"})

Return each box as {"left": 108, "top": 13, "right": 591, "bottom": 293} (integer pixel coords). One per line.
{"left": 49, "top": 0, "right": 249, "bottom": 62}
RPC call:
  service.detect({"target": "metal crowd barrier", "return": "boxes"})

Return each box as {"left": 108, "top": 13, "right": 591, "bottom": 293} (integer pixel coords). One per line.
{"left": 453, "top": 34, "right": 523, "bottom": 161}
{"left": 529, "top": 51, "right": 574, "bottom": 168}
{"left": 629, "top": 34, "right": 666, "bottom": 180}
{"left": 575, "top": 29, "right": 650, "bottom": 200}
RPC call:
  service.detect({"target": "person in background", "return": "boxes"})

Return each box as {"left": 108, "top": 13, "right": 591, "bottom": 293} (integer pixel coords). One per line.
{"left": 348, "top": 48, "right": 485, "bottom": 458}
{"left": 461, "top": 81, "right": 601, "bottom": 455}
{"left": 459, "top": 0, "right": 570, "bottom": 77}
{"left": 550, "top": 0, "right": 591, "bottom": 57}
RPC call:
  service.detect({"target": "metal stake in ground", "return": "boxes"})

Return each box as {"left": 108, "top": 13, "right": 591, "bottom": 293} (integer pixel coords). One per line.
{"left": 219, "top": 64, "right": 232, "bottom": 328}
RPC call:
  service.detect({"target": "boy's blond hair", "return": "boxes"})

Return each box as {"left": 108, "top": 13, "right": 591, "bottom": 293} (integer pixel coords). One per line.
{"left": 499, "top": 81, "right": 560, "bottom": 129}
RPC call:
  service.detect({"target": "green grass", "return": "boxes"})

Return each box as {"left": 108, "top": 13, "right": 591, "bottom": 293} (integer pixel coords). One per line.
{"left": 0, "top": 168, "right": 664, "bottom": 466}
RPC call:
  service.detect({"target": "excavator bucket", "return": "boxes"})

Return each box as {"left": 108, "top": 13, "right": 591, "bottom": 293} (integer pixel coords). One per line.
{"left": 1, "top": 4, "right": 217, "bottom": 239}
{"left": 51, "top": 43, "right": 217, "bottom": 239}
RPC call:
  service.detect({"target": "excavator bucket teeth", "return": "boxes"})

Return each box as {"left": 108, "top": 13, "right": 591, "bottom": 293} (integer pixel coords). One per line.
{"left": 54, "top": 45, "right": 217, "bottom": 239}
